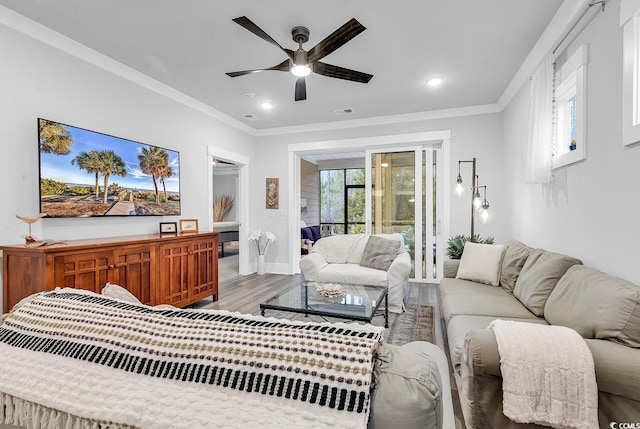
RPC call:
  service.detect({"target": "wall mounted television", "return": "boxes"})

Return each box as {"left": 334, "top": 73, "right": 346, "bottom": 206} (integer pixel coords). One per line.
{"left": 38, "top": 118, "right": 181, "bottom": 217}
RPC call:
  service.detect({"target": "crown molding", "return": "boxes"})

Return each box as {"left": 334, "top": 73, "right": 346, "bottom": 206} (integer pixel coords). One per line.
{"left": 256, "top": 104, "right": 501, "bottom": 137}
{"left": 0, "top": 5, "right": 256, "bottom": 136}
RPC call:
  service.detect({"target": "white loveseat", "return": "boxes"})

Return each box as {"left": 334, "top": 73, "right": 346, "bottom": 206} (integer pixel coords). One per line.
{"left": 299, "top": 233, "right": 411, "bottom": 313}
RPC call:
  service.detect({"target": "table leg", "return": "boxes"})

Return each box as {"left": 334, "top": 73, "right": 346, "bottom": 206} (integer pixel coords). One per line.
{"left": 261, "top": 308, "right": 265, "bottom": 317}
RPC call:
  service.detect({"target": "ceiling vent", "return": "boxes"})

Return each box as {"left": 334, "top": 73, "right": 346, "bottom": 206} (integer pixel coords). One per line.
{"left": 334, "top": 108, "right": 354, "bottom": 116}
{"left": 241, "top": 113, "right": 260, "bottom": 121}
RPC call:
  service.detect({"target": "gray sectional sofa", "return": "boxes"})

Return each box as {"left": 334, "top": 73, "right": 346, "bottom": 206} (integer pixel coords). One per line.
{"left": 440, "top": 240, "right": 640, "bottom": 429}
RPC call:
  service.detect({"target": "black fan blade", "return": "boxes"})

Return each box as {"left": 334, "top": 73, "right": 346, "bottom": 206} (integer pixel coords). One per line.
{"left": 232, "top": 16, "right": 294, "bottom": 60}
{"left": 307, "top": 18, "right": 366, "bottom": 63}
{"left": 295, "top": 77, "right": 307, "bottom": 101}
{"left": 313, "top": 61, "right": 373, "bottom": 83}
{"left": 226, "top": 59, "right": 290, "bottom": 78}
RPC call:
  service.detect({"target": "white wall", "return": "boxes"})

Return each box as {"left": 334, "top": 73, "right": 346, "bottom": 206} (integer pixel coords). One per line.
{"left": 255, "top": 112, "right": 507, "bottom": 273}
{"left": 503, "top": 0, "right": 640, "bottom": 284}
{"left": 0, "top": 19, "right": 254, "bottom": 309}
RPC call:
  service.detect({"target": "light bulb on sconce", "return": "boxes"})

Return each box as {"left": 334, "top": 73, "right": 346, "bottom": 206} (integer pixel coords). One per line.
{"left": 473, "top": 188, "right": 483, "bottom": 210}
{"left": 479, "top": 200, "right": 492, "bottom": 224}
{"left": 455, "top": 175, "right": 466, "bottom": 198}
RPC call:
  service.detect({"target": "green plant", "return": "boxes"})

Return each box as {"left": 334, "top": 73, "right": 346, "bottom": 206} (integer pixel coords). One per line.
{"left": 446, "top": 234, "right": 494, "bottom": 259}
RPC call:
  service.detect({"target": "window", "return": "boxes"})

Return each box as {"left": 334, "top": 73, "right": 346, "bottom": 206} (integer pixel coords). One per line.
{"left": 556, "top": 75, "right": 578, "bottom": 154}
{"left": 553, "top": 45, "right": 588, "bottom": 169}
{"left": 621, "top": 0, "right": 640, "bottom": 146}
{"left": 320, "top": 168, "right": 365, "bottom": 235}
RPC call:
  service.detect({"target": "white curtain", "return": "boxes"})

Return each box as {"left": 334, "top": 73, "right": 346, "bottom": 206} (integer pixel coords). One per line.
{"left": 526, "top": 53, "right": 554, "bottom": 184}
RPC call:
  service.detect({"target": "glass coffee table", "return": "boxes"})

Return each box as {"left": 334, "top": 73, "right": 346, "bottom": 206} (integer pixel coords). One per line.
{"left": 260, "top": 281, "right": 389, "bottom": 327}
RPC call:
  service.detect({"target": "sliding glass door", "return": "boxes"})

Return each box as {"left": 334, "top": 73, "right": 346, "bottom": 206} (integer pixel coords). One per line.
{"left": 366, "top": 146, "right": 443, "bottom": 281}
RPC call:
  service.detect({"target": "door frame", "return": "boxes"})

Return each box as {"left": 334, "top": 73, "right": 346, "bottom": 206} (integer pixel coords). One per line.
{"left": 287, "top": 131, "right": 451, "bottom": 279}
{"left": 207, "top": 146, "right": 250, "bottom": 275}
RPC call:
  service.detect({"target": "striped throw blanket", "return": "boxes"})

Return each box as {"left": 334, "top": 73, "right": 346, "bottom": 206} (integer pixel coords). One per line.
{"left": 0, "top": 289, "right": 384, "bottom": 429}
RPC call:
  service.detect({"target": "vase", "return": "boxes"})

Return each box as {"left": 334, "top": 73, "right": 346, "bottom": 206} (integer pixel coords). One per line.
{"left": 257, "top": 254, "right": 266, "bottom": 275}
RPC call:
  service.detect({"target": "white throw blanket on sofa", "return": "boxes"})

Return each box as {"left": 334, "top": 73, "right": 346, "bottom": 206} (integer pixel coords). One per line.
{"left": 488, "top": 320, "right": 599, "bottom": 429}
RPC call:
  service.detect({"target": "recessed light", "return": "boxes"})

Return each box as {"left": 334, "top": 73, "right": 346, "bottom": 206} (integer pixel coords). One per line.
{"left": 260, "top": 102, "right": 273, "bottom": 110}
{"left": 426, "top": 77, "right": 443, "bottom": 87}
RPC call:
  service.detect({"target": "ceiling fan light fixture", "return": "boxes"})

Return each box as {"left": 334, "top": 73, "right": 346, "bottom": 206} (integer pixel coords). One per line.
{"left": 291, "top": 64, "right": 311, "bottom": 77}
{"left": 292, "top": 48, "right": 311, "bottom": 77}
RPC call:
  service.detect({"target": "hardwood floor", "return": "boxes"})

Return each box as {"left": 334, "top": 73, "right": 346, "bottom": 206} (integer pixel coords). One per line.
{"left": 189, "top": 273, "right": 467, "bottom": 429}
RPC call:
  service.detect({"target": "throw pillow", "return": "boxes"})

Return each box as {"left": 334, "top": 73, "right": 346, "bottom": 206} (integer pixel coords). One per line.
{"left": 101, "top": 282, "right": 142, "bottom": 304}
{"left": 499, "top": 239, "right": 533, "bottom": 293}
{"left": 513, "top": 249, "right": 581, "bottom": 317}
{"left": 545, "top": 265, "right": 640, "bottom": 347}
{"left": 301, "top": 227, "right": 313, "bottom": 243}
{"left": 369, "top": 342, "right": 442, "bottom": 429}
{"left": 360, "top": 235, "right": 401, "bottom": 271}
{"left": 309, "top": 225, "right": 322, "bottom": 242}
{"left": 455, "top": 242, "right": 505, "bottom": 286}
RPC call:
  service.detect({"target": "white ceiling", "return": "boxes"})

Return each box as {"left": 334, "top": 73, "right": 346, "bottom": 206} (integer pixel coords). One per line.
{"left": 0, "top": 0, "right": 563, "bottom": 131}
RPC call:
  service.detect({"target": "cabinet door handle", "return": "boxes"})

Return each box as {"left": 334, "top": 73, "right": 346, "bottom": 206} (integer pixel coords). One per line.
{"left": 108, "top": 264, "right": 116, "bottom": 269}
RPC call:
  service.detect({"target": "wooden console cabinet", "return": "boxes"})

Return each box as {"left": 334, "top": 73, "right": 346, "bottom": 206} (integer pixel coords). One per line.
{"left": 1, "top": 232, "right": 219, "bottom": 313}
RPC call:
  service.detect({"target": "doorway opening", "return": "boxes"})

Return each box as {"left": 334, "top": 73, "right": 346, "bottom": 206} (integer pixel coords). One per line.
{"left": 212, "top": 159, "right": 241, "bottom": 282}
{"left": 290, "top": 132, "right": 449, "bottom": 282}
{"left": 208, "top": 146, "right": 250, "bottom": 278}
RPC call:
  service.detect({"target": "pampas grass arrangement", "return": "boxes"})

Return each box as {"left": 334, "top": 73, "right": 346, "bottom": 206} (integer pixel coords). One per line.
{"left": 213, "top": 194, "right": 235, "bottom": 222}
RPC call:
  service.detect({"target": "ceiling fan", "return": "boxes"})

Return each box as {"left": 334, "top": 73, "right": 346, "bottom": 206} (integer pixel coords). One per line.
{"left": 226, "top": 16, "right": 373, "bottom": 101}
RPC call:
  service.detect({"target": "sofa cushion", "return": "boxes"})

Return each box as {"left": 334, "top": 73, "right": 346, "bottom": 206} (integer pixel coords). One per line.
{"left": 499, "top": 239, "right": 532, "bottom": 293}
{"left": 441, "top": 294, "right": 538, "bottom": 324}
{"left": 315, "top": 263, "right": 388, "bottom": 286}
{"left": 311, "top": 234, "right": 362, "bottom": 263}
{"left": 513, "top": 249, "right": 581, "bottom": 317}
{"left": 439, "top": 278, "right": 512, "bottom": 299}
{"left": 370, "top": 342, "right": 443, "bottom": 429}
{"left": 545, "top": 265, "right": 640, "bottom": 347}
{"left": 360, "top": 235, "right": 401, "bottom": 271}
{"left": 456, "top": 243, "right": 505, "bottom": 286}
